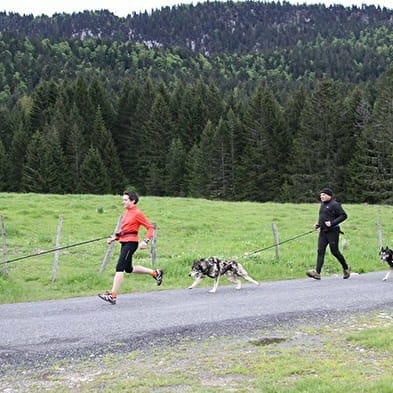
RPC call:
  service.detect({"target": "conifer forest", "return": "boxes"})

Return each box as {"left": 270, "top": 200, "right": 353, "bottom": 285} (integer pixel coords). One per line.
{"left": 0, "top": 1, "right": 392, "bottom": 203}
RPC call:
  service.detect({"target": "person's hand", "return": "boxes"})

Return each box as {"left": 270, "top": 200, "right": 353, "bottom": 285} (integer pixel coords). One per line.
{"left": 139, "top": 240, "right": 148, "bottom": 250}
{"left": 107, "top": 236, "right": 116, "bottom": 244}
{"left": 324, "top": 221, "right": 332, "bottom": 227}
{"left": 313, "top": 223, "right": 320, "bottom": 230}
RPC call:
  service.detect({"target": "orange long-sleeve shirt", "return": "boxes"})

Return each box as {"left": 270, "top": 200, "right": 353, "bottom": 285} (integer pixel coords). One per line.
{"left": 115, "top": 205, "right": 155, "bottom": 243}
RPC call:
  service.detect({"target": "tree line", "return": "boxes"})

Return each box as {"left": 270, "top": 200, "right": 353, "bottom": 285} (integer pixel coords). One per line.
{"left": 1, "top": 2, "right": 392, "bottom": 55}
{"left": 0, "top": 2, "right": 392, "bottom": 203}
{"left": 0, "top": 67, "right": 392, "bottom": 203}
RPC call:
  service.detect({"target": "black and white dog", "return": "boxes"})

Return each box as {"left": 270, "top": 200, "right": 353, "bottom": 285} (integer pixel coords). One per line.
{"left": 379, "top": 246, "right": 393, "bottom": 281}
{"left": 188, "top": 257, "right": 259, "bottom": 293}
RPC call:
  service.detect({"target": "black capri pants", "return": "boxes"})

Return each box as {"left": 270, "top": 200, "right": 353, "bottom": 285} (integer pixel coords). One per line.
{"left": 116, "top": 242, "right": 139, "bottom": 273}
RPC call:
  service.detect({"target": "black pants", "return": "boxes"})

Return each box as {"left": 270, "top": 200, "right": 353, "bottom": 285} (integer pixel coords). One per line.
{"left": 316, "top": 228, "right": 348, "bottom": 274}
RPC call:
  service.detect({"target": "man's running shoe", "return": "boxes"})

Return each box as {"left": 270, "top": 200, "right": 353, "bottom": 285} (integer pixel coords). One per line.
{"left": 98, "top": 291, "right": 117, "bottom": 305}
{"left": 306, "top": 270, "right": 321, "bottom": 280}
{"left": 343, "top": 266, "right": 351, "bottom": 279}
{"left": 154, "top": 269, "right": 164, "bottom": 286}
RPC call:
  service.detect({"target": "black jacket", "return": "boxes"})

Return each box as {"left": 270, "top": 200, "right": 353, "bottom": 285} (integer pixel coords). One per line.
{"left": 318, "top": 199, "right": 347, "bottom": 232}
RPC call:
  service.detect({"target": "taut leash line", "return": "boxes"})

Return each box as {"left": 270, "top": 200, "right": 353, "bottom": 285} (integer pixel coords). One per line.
{"left": 1, "top": 236, "right": 108, "bottom": 265}
{"left": 242, "top": 229, "right": 316, "bottom": 258}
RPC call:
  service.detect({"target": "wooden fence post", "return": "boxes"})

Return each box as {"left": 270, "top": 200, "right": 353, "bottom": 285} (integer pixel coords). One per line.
{"left": 1, "top": 216, "right": 9, "bottom": 276}
{"left": 100, "top": 215, "right": 122, "bottom": 273}
{"left": 150, "top": 223, "right": 158, "bottom": 265}
{"left": 377, "top": 219, "right": 383, "bottom": 249}
{"left": 272, "top": 222, "right": 280, "bottom": 259}
{"left": 51, "top": 215, "right": 63, "bottom": 282}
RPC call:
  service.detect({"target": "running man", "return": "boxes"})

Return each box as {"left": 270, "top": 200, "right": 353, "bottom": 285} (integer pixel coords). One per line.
{"left": 99, "top": 191, "right": 163, "bottom": 304}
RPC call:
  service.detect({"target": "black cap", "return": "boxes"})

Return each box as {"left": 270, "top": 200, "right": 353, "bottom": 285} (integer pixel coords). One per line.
{"left": 320, "top": 188, "right": 333, "bottom": 196}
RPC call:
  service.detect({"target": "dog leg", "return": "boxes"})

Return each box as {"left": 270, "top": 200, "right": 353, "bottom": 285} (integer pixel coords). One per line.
{"left": 242, "top": 274, "right": 260, "bottom": 286}
{"left": 383, "top": 270, "right": 392, "bottom": 281}
{"left": 188, "top": 277, "right": 202, "bottom": 289}
{"left": 226, "top": 273, "right": 242, "bottom": 289}
{"left": 237, "top": 264, "right": 259, "bottom": 286}
{"left": 234, "top": 278, "right": 242, "bottom": 290}
{"left": 209, "top": 275, "right": 220, "bottom": 293}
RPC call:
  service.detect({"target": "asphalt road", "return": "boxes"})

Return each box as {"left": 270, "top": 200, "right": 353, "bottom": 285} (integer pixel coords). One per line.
{"left": 1, "top": 271, "right": 393, "bottom": 367}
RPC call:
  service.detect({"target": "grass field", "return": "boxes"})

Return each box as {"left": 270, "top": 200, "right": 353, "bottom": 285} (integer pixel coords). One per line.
{"left": 1, "top": 192, "right": 393, "bottom": 303}
{"left": 2, "top": 193, "right": 393, "bottom": 392}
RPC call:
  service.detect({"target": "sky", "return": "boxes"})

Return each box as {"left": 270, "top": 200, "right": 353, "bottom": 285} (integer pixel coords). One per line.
{"left": 0, "top": 0, "right": 391, "bottom": 17}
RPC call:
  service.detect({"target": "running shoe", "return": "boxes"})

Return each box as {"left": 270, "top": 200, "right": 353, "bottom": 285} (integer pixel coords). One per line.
{"left": 154, "top": 269, "right": 164, "bottom": 286}
{"left": 98, "top": 291, "right": 117, "bottom": 305}
{"left": 306, "top": 270, "right": 321, "bottom": 280}
{"left": 343, "top": 266, "right": 351, "bottom": 279}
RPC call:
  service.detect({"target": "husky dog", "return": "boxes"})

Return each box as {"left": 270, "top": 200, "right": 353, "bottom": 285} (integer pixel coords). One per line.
{"left": 188, "top": 257, "right": 259, "bottom": 293}
{"left": 379, "top": 246, "right": 393, "bottom": 281}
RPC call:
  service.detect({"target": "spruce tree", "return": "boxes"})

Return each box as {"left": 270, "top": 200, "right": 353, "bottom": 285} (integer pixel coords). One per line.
{"left": 338, "top": 87, "right": 371, "bottom": 199}
{"left": 112, "top": 81, "right": 140, "bottom": 181}
{"left": 239, "top": 86, "right": 287, "bottom": 201}
{"left": 347, "top": 67, "right": 393, "bottom": 203}
{"left": 22, "top": 127, "right": 67, "bottom": 193}
{"left": 165, "top": 138, "right": 186, "bottom": 197}
{"left": 0, "top": 140, "right": 10, "bottom": 191}
{"left": 185, "top": 143, "right": 206, "bottom": 198}
{"left": 91, "top": 106, "right": 125, "bottom": 193}
{"left": 29, "top": 80, "right": 59, "bottom": 133}
{"left": 65, "top": 122, "right": 87, "bottom": 193}
{"left": 80, "top": 146, "right": 111, "bottom": 194}
{"left": 140, "top": 93, "right": 173, "bottom": 195}
{"left": 287, "top": 79, "right": 344, "bottom": 202}
{"left": 198, "top": 120, "right": 217, "bottom": 199}
{"left": 8, "top": 114, "right": 31, "bottom": 191}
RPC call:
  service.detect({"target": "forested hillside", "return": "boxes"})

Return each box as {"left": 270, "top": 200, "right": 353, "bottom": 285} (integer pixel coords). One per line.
{"left": 0, "top": 1, "right": 392, "bottom": 203}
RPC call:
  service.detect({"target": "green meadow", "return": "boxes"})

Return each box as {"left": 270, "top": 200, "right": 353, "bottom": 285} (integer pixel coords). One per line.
{"left": 0, "top": 192, "right": 392, "bottom": 304}
{"left": 2, "top": 193, "right": 393, "bottom": 392}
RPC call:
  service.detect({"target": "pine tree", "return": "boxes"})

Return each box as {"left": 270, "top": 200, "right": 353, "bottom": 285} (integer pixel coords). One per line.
{"left": 29, "top": 80, "right": 59, "bottom": 133}
{"left": 186, "top": 143, "right": 208, "bottom": 198}
{"left": 65, "top": 122, "right": 87, "bottom": 193}
{"left": 141, "top": 92, "right": 173, "bottom": 195}
{"left": 88, "top": 78, "right": 115, "bottom": 130}
{"left": 112, "top": 81, "right": 140, "bottom": 180}
{"left": 91, "top": 106, "right": 125, "bottom": 193}
{"left": 73, "top": 77, "right": 96, "bottom": 138}
{"left": 287, "top": 79, "right": 344, "bottom": 201}
{"left": 238, "top": 86, "right": 287, "bottom": 201}
{"left": 22, "top": 127, "right": 67, "bottom": 193}
{"left": 8, "top": 113, "right": 31, "bottom": 191}
{"left": 129, "top": 77, "right": 156, "bottom": 191}
{"left": 165, "top": 138, "right": 186, "bottom": 196}
{"left": 0, "top": 140, "right": 10, "bottom": 191}
{"left": 198, "top": 120, "right": 217, "bottom": 199}
{"left": 338, "top": 87, "right": 371, "bottom": 199}
{"left": 346, "top": 67, "right": 393, "bottom": 203}
{"left": 80, "top": 146, "right": 111, "bottom": 194}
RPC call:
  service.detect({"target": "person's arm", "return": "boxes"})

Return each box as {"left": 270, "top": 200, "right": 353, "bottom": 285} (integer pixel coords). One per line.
{"left": 137, "top": 211, "right": 155, "bottom": 248}
{"left": 331, "top": 203, "right": 347, "bottom": 226}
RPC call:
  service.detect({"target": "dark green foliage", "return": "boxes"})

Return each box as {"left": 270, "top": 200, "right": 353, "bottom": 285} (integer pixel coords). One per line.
{"left": 91, "top": 107, "right": 125, "bottom": 193}
{"left": 0, "top": 4, "right": 393, "bottom": 202}
{"left": 347, "top": 68, "right": 393, "bottom": 203}
{"left": 0, "top": 140, "right": 9, "bottom": 190}
{"left": 79, "top": 146, "right": 111, "bottom": 194}
{"left": 23, "top": 128, "right": 67, "bottom": 193}
{"left": 165, "top": 138, "right": 186, "bottom": 197}
{"left": 286, "top": 79, "right": 347, "bottom": 201}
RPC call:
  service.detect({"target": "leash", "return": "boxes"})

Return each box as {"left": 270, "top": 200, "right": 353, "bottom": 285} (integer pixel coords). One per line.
{"left": 241, "top": 229, "right": 316, "bottom": 258}
{"left": 0, "top": 236, "right": 108, "bottom": 265}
